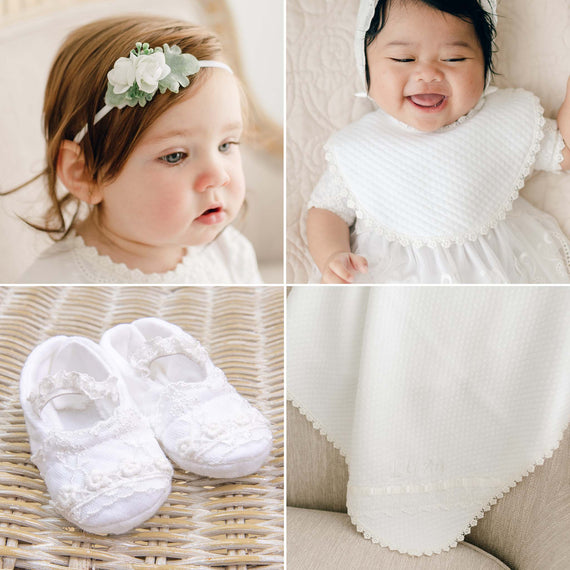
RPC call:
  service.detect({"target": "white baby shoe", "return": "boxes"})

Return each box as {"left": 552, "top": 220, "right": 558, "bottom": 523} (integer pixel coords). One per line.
{"left": 20, "top": 336, "right": 173, "bottom": 535}
{"left": 100, "top": 318, "right": 272, "bottom": 478}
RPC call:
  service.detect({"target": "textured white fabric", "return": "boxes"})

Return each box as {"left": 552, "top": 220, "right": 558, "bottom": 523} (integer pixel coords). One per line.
{"left": 20, "top": 336, "right": 173, "bottom": 535}
{"left": 307, "top": 89, "right": 570, "bottom": 283}
{"left": 287, "top": 287, "right": 570, "bottom": 556}
{"left": 100, "top": 318, "right": 273, "bottom": 478}
{"left": 327, "top": 89, "right": 544, "bottom": 242}
{"left": 18, "top": 225, "right": 262, "bottom": 284}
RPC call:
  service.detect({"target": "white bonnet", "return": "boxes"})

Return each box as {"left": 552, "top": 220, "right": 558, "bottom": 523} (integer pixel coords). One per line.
{"left": 354, "top": 0, "right": 498, "bottom": 93}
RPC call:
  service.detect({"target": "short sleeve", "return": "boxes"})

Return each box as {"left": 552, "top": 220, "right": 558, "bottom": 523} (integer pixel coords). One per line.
{"left": 534, "top": 118, "right": 566, "bottom": 172}
{"left": 307, "top": 164, "right": 357, "bottom": 226}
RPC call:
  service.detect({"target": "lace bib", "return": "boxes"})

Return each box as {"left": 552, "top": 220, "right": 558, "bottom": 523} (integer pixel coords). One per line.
{"left": 325, "top": 88, "right": 545, "bottom": 246}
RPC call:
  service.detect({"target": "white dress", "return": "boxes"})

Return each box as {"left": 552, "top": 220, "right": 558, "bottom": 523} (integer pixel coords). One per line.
{"left": 287, "top": 286, "right": 570, "bottom": 556}
{"left": 308, "top": 88, "right": 570, "bottom": 283}
{"left": 18, "top": 225, "right": 262, "bottom": 284}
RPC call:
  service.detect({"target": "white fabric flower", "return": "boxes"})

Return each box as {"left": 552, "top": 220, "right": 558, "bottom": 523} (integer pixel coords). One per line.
{"left": 107, "top": 53, "right": 137, "bottom": 95}
{"left": 107, "top": 51, "right": 171, "bottom": 95}
{"left": 134, "top": 52, "right": 171, "bottom": 94}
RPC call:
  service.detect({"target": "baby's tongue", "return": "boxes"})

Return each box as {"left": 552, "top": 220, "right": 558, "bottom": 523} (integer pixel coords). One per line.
{"left": 410, "top": 93, "right": 444, "bottom": 107}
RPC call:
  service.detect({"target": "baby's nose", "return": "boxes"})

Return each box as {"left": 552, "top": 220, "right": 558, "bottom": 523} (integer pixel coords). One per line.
{"left": 415, "top": 62, "right": 444, "bottom": 83}
{"left": 194, "top": 161, "right": 230, "bottom": 192}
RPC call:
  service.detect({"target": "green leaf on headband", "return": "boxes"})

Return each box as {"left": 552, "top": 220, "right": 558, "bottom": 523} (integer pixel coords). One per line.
{"left": 104, "top": 83, "right": 155, "bottom": 108}
{"left": 158, "top": 44, "right": 200, "bottom": 94}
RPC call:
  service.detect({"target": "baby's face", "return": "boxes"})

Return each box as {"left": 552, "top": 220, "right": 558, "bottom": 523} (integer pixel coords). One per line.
{"left": 98, "top": 70, "right": 245, "bottom": 249}
{"left": 367, "top": 1, "right": 486, "bottom": 132}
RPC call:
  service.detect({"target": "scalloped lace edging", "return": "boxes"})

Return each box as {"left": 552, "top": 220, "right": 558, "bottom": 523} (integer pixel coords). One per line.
{"left": 53, "top": 462, "right": 171, "bottom": 514}
{"left": 31, "top": 408, "right": 147, "bottom": 461}
{"left": 552, "top": 231, "right": 570, "bottom": 273}
{"left": 346, "top": 422, "right": 568, "bottom": 557}
{"left": 324, "top": 89, "right": 548, "bottom": 249}
{"left": 287, "top": 394, "right": 348, "bottom": 460}
{"left": 68, "top": 233, "right": 198, "bottom": 283}
{"left": 554, "top": 130, "right": 567, "bottom": 170}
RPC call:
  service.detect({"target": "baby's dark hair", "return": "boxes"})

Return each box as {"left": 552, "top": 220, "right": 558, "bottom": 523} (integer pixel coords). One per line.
{"left": 365, "top": 0, "right": 497, "bottom": 86}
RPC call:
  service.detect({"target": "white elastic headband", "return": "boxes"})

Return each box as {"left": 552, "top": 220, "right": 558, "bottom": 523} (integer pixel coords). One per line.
{"left": 354, "top": 0, "right": 498, "bottom": 95}
{"left": 74, "top": 43, "right": 233, "bottom": 144}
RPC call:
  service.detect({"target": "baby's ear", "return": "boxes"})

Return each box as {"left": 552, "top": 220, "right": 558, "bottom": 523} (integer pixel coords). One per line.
{"left": 57, "top": 140, "right": 103, "bottom": 205}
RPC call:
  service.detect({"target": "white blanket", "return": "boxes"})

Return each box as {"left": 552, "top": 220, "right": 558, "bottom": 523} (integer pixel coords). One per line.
{"left": 287, "top": 287, "right": 570, "bottom": 555}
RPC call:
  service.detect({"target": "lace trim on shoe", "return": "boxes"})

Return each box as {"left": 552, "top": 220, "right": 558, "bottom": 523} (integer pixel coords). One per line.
{"left": 31, "top": 408, "right": 148, "bottom": 461}
{"left": 151, "top": 367, "right": 234, "bottom": 437}
{"left": 129, "top": 335, "right": 210, "bottom": 378}
{"left": 156, "top": 369, "right": 231, "bottom": 414}
{"left": 51, "top": 456, "right": 172, "bottom": 526}
{"left": 176, "top": 397, "right": 272, "bottom": 465}
{"left": 28, "top": 370, "right": 119, "bottom": 416}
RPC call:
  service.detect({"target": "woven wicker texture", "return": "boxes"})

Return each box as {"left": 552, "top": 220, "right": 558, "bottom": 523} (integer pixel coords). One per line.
{"left": 0, "top": 286, "right": 284, "bottom": 569}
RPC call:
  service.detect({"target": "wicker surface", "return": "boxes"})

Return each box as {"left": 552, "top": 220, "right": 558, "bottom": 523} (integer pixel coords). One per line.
{"left": 0, "top": 286, "right": 284, "bottom": 569}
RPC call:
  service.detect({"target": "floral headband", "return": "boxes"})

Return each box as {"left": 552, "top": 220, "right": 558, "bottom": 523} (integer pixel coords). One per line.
{"left": 73, "top": 42, "right": 233, "bottom": 143}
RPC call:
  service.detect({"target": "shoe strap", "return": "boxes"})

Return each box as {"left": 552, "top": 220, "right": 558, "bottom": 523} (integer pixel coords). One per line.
{"left": 129, "top": 334, "right": 210, "bottom": 377}
{"left": 28, "top": 370, "right": 119, "bottom": 416}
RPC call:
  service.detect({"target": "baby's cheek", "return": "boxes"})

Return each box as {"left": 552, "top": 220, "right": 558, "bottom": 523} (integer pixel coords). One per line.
{"left": 234, "top": 183, "right": 246, "bottom": 208}
{"left": 159, "top": 200, "right": 191, "bottom": 225}
{"left": 145, "top": 189, "right": 192, "bottom": 227}
{"left": 231, "top": 170, "right": 247, "bottom": 204}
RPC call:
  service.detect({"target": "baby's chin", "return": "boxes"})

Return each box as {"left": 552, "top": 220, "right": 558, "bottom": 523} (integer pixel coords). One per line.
{"left": 406, "top": 118, "right": 453, "bottom": 132}
{"left": 394, "top": 108, "right": 465, "bottom": 132}
{"left": 183, "top": 222, "right": 232, "bottom": 247}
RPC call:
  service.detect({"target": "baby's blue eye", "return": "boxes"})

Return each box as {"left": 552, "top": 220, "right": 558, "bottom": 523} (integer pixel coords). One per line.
{"left": 219, "top": 141, "right": 239, "bottom": 153}
{"left": 160, "top": 152, "right": 186, "bottom": 164}
{"left": 391, "top": 58, "right": 415, "bottom": 63}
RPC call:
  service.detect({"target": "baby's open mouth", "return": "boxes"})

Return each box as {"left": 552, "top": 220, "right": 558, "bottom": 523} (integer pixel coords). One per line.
{"left": 408, "top": 94, "right": 447, "bottom": 108}
{"left": 195, "top": 205, "right": 225, "bottom": 225}
{"left": 201, "top": 206, "right": 222, "bottom": 216}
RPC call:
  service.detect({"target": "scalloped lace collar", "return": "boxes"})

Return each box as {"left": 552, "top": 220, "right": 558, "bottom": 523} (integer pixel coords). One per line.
{"left": 68, "top": 232, "right": 207, "bottom": 283}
